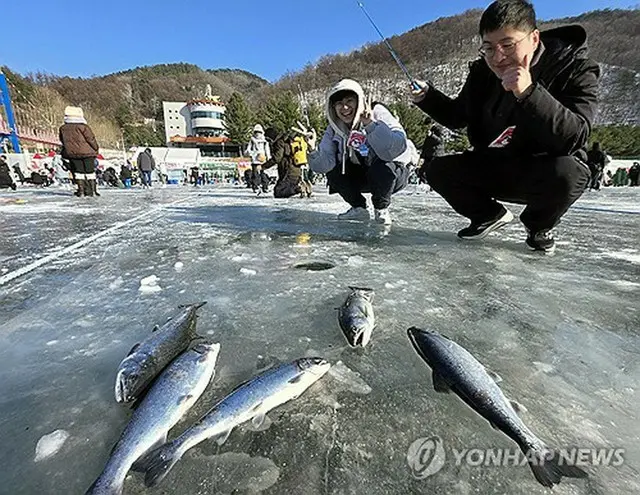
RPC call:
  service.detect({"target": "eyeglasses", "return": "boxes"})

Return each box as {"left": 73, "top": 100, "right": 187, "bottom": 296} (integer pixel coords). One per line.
{"left": 478, "top": 32, "right": 532, "bottom": 59}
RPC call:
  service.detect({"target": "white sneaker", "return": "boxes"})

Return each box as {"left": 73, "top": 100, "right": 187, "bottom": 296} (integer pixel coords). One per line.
{"left": 374, "top": 208, "right": 392, "bottom": 225}
{"left": 337, "top": 206, "right": 370, "bottom": 221}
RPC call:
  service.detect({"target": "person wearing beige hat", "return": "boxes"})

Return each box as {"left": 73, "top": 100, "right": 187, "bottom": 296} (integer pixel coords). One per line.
{"left": 59, "top": 106, "right": 100, "bottom": 197}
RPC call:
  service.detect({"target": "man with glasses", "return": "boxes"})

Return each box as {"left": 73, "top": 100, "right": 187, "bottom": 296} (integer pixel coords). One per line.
{"left": 412, "top": 0, "right": 599, "bottom": 253}
{"left": 307, "top": 78, "right": 414, "bottom": 225}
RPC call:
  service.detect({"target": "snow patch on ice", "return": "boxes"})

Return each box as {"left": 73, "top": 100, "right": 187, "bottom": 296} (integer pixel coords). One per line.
{"left": 240, "top": 267, "right": 257, "bottom": 276}
{"left": 139, "top": 274, "right": 162, "bottom": 293}
{"left": 174, "top": 261, "right": 184, "bottom": 272}
{"left": 34, "top": 430, "right": 70, "bottom": 462}
{"left": 45, "top": 340, "right": 58, "bottom": 346}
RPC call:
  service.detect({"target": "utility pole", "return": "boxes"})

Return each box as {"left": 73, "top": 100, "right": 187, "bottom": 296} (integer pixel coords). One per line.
{"left": 0, "top": 71, "right": 22, "bottom": 153}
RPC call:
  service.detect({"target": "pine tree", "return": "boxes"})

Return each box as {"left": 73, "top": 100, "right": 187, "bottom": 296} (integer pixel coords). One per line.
{"left": 307, "top": 103, "right": 328, "bottom": 136}
{"left": 258, "top": 91, "right": 301, "bottom": 134}
{"left": 224, "top": 92, "right": 254, "bottom": 146}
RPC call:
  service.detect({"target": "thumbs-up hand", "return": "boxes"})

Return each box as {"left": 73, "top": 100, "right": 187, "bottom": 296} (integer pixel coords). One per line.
{"left": 501, "top": 53, "right": 533, "bottom": 98}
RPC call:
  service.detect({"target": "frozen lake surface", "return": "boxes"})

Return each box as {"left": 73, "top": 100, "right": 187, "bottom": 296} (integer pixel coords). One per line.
{"left": 0, "top": 185, "right": 638, "bottom": 494}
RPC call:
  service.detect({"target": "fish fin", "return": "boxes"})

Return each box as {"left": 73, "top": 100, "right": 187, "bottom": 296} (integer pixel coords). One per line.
{"left": 485, "top": 368, "right": 503, "bottom": 383}
{"left": 525, "top": 447, "right": 588, "bottom": 488}
{"left": 178, "top": 301, "right": 207, "bottom": 309}
{"left": 510, "top": 400, "right": 527, "bottom": 414}
{"left": 127, "top": 343, "right": 140, "bottom": 356}
{"left": 214, "top": 428, "right": 233, "bottom": 446}
{"left": 288, "top": 373, "right": 303, "bottom": 384}
{"left": 432, "top": 371, "right": 451, "bottom": 393}
{"left": 252, "top": 412, "right": 267, "bottom": 429}
{"left": 138, "top": 442, "right": 184, "bottom": 488}
{"left": 151, "top": 325, "right": 159, "bottom": 333}
{"left": 131, "top": 433, "right": 168, "bottom": 472}
{"left": 348, "top": 285, "right": 374, "bottom": 292}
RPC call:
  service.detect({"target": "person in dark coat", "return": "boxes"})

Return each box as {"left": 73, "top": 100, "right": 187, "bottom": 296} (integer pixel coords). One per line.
{"left": 59, "top": 106, "right": 100, "bottom": 197}
{"left": 0, "top": 155, "right": 17, "bottom": 190}
{"left": 586, "top": 142, "right": 606, "bottom": 190}
{"left": 12, "top": 163, "right": 25, "bottom": 185}
{"left": 412, "top": 0, "right": 599, "bottom": 253}
{"left": 263, "top": 128, "right": 306, "bottom": 199}
{"left": 137, "top": 148, "right": 155, "bottom": 188}
{"left": 627, "top": 162, "right": 639, "bottom": 187}
{"left": 120, "top": 163, "right": 133, "bottom": 188}
{"left": 418, "top": 125, "right": 445, "bottom": 184}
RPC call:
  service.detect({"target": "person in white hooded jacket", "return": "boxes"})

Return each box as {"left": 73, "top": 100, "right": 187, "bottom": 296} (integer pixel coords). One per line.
{"left": 246, "top": 124, "right": 271, "bottom": 195}
{"left": 307, "top": 79, "right": 414, "bottom": 225}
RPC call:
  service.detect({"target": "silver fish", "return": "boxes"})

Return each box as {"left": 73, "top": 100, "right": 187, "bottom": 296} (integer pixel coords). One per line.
{"left": 115, "top": 302, "right": 206, "bottom": 404}
{"left": 338, "top": 286, "right": 375, "bottom": 347}
{"left": 407, "top": 327, "right": 588, "bottom": 488}
{"left": 86, "top": 342, "right": 220, "bottom": 495}
{"left": 134, "top": 357, "right": 331, "bottom": 488}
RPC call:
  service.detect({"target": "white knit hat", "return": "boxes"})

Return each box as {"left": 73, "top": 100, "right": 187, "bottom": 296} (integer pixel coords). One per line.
{"left": 64, "top": 106, "right": 84, "bottom": 119}
{"left": 253, "top": 124, "right": 264, "bottom": 133}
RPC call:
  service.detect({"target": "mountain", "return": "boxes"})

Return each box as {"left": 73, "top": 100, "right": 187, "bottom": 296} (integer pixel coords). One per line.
{"left": 277, "top": 8, "right": 640, "bottom": 126}
{"left": 1, "top": 64, "right": 270, "bottom": 148}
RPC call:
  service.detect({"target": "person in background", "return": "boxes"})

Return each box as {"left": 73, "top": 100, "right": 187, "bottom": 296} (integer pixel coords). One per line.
{"left": 59, "top": 106, "right": 100, "bottom": 197}
{"left": 412, "top": 0, "right": 599, "bottom": 253}
{"left": 308, "top": 78, "right": 413, "bottom": 226}
{"left": 262, "top": 128, "right": 306, "bottom": 199}
{"left": 246, "top": 124, "right": 271, "bottom": 196}
{"left": 12, "top": 163, "right": 26, "bottom": 185}
{"left": 120, "top": 162, "right": 133, "bottom": 188}
{"left": 290, "top": 124, "right": 314, "bottom": 197}
{"left": 0, "top": 155, "right": 17, "bottom": 190}
{"left": 612, "top": 167, "right": 628, "bottom": 187}
{"left": 586, "top": 142, "right": 606, "bottom": 191}
{"left": 137, "top": 148, "right": 155, "bottom": 188}
{"left": 627, "top": 162, "right": 639, "bottom": 187}
{"left": 417, "top": 124, "right": 445, "bottom": 186}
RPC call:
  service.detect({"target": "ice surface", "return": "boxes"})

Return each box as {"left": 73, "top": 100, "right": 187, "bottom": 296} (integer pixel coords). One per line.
{"left": 0, "top": 185, "right": 639, "bottom": 494}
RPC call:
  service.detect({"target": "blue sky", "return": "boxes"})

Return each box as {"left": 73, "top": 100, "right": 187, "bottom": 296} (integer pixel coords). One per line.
{"left": 2, "top": 0, "right": 635, "bottom": 81}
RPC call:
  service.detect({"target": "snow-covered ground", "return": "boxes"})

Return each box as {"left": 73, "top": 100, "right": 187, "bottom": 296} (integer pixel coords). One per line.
{"left": 0, "top": 184, "right": 638, "bottom": 494}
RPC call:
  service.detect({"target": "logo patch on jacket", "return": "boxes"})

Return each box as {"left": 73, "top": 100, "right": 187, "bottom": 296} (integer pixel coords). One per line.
{"left": 347, "top": 130, "right": 369, "bottom": 156}
{"left": 489, "top": 126, "right": 516, "bottom": 148}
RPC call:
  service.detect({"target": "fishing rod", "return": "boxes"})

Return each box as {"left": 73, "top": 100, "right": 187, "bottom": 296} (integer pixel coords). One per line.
{"left": 355, "top": 1, "right": 421, "bottom": 91}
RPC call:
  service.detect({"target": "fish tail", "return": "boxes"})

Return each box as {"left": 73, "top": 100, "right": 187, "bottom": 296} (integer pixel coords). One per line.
{"left": 135, "top": 442, "right": 183, "bottom": 488}
{"left": 525, "top": 446, "right": 588, "bottom": 488}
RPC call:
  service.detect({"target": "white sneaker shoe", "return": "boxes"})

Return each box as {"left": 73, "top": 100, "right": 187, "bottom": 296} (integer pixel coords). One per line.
{"left": 337, "top": 206, "right": 370, "bottom": 221}
{"left": 374, "top": 208, "right": 392, "bottom": 225}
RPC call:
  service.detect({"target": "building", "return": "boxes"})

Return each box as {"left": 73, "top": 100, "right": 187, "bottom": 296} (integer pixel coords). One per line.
{"left": 162, "top": 90, "right": 248, "bottom": 180}
{"left": 163, "top": 97, "right": 226, "bottom": 143}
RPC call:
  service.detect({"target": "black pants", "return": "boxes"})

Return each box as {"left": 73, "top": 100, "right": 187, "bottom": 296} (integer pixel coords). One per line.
{"left": 425, "top": 152, "right": 590, "bottom": 232}
{"left": 326, "top": 157, "right": 409, "bottom": 210}
{"left": 69, "top": 158, "right": 96, "bottom": 180}
{"left": 251, "top": 164, "right": 269, "bottom": 192}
